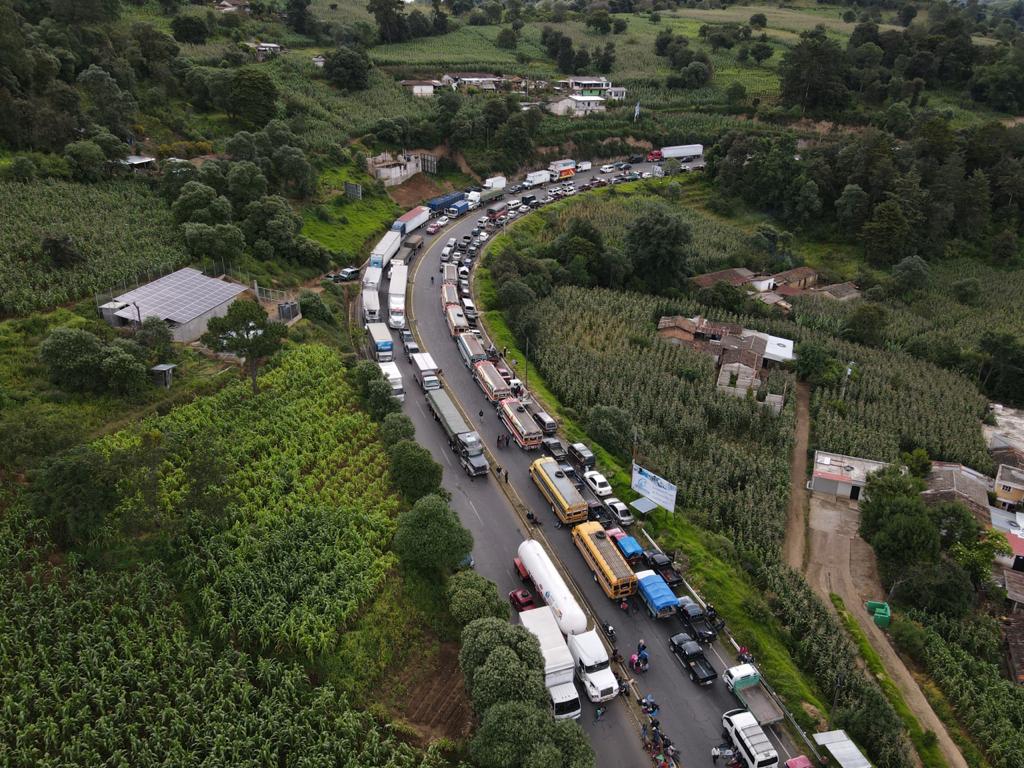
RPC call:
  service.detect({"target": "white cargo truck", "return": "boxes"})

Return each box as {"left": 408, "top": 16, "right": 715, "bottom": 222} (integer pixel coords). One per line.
{"left": 566, "top": 630, "right": 619, "bottom": 703}
{"left": 483, "top": 175, "right": 507, "bottom": 189}
{"left": 517, "top": 540, "right": 587, "bottom": 636}
{"left": 519, "top": 607, "right": 582, "bottom": 720}
{"left": 388, "top": 263, "right": 408, "bottom": 299}
{"left": 377, "top": 361, "right": 405, "bottom": 402}
{"left": 362, "top": 266, "right": 382, "bottom": 291}
{"left": 524, "top": 170, "right": 552, "bottom": 188}
{"left": 361, "top": 289, "right": 379, "bottom": 324}
{"left": 411, "top": 352, "right": 441, "bottom": 392}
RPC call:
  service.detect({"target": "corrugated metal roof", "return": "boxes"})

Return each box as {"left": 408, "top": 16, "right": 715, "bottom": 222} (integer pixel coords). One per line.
{"left": 813, "top": 730, "right": 871, "bottom": 768}
{"left": 113, "top": 268, "right": 246, "bottom": 325}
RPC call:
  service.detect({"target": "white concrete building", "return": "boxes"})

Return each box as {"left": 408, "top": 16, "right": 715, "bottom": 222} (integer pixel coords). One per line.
{"left": 809, "top": 451, "right": 889, "bottom": 502}
{"left": 547, "top": 94, "right": 606, "bottom": 117}
{"left": 400, "top": 79, "right": 442, "bottom": 97}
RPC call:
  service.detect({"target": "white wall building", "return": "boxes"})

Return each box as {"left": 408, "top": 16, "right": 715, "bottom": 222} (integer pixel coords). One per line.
{"left": 547, "top": 95, "right": 606, "bottom": 117}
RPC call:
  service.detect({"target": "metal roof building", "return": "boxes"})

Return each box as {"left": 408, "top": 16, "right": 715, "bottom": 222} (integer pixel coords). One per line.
{"left": 809, "top": 451, "right": 889, "bottom": 502}
{"left": 813, "top": 730, "right": 871, "bottom": 768}
{"left": 100, "top": 268, "right": 247, "bottom": 343}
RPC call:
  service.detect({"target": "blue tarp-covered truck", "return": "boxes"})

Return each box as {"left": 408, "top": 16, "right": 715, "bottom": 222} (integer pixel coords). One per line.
{"left": 636, "top": 570, "right": 679, "bottom": 619}
{"left": 428, "top": 191, "right": 465, "bottom": 212}
{"left": 615, "top": 534, "right": 644, "bottom": 565}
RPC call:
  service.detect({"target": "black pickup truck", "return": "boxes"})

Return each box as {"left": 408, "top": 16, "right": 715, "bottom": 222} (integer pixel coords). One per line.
{"left": 642, "top": 550, "right": 683, "bottom": 589}
{"left": 678, "top": 597, "right": 718, "bottom": 643}
{"left": 669, "top": 632, "right": 717, "bottom": 686}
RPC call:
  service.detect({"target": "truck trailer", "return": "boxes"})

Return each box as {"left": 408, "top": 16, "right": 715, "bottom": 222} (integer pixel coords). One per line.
{"left": 361, "top": 289, "right": 379, "bottom": 324}
{"left": 391, "top": 206, "right": 430, "bottom": 236}
{"left": 388, "top": 263, "right": 408, "bottom": 299}
{"left": 367, "top": 323, "right": 393, "bottom": 362}
{"left": 362, "top": 266, "right": 382, "bottom": 291}
{"left": 426, "top": 389, "right": 489, "bottom": 476}
{"left": 646, "top": 144, "right": 704, "bottom": 163}
{"left": 516, "top": 539, "right": 587, "bottom": 635}
{"left": 427, "top": 191, "right": 465, "bottom": 212}
{"left": 519, "top": 606, "right": 582, "bottom": 720}
{"left": 524, "top": 170, "right": 552, "bottom": 188}
{"left": 723, "top": 664, "right": 784, "bottom": 726}
{"left": 636, "top": 569, "right": 679, "bottom": 619}
{"left": 369, "top": 230, "right": 403, "bottom": 269}
{"left": 411, "top": 352, "right": 441, "bottom": 391}
{"left": 377, "top": 361, "right": 404, "bottom": 402}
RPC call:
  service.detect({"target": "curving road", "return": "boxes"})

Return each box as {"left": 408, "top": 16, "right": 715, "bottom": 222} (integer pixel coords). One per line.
{"left": 378, "top": 162, "right": 798, "bottom": 768}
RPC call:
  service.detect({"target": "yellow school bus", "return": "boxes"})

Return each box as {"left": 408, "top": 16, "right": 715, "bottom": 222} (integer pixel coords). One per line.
{"left": 572, "top": 521, "right": 638, "bottom": 599}
{"left": 530, "top": 456, "right": 588, "bottom": 524}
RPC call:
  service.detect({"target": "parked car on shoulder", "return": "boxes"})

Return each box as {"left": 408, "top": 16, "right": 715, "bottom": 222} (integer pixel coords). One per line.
{"left": 629, "top": 154, "right": 644, "bottom": 164}
{"left": 679, "top": 597, "right": 718, "bottom": 643}
{"left": 600, "top": 164, "right": 616, "bottom": 173}
{"left": 333, "top": 267, "right": 359, "bottom": 282}
{"left": 642, "top": 550, "right": 683, "bottom": 588}
{"left": 541, "top": 437, "right": 568, "bottom": 461}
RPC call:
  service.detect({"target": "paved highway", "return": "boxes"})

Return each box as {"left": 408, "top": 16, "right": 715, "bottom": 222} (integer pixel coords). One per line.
{"left": 378, "top": 162, "right": 798, "bottom": 768}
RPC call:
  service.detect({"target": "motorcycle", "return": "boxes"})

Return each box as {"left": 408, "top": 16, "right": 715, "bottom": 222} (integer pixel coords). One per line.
{"left": 600, "top": 619, "right": 617, "bottom": 644}
{"left": 525, "top": 511, "right": 543, "bottom": 527}
{"left": 737, "top": 646, "right": 755, "bottom": 665}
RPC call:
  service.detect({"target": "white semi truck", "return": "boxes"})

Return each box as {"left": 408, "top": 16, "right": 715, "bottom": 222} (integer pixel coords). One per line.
{"left": 566, "top": 630, "right": 619, "bottom": 703}
{"left": 519, "top": 607, "right": 582, "bottom": 720}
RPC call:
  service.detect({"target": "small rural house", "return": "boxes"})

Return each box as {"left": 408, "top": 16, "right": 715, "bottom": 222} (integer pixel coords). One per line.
{"left": 996, "top": 464, "right": 1024, "bottom": 510}
{"left": 772, "top": 266, "right": 819, "bottom": 290}
{"left": 311, "top": 55, "right": 326, "bottom": 68}
{"left": 399, "top": 79, "right": 442, "bottom": 97}
{"left": 922, "top": 462, "right": 994, "bottom": 526}
{"left": 810, "top": 282, "right": 861, "bottom": 301}
{"left": 547, "top": 94, "right": 606, "bottom": 117}
{"left": 99, "top": 268, "right": 247, "bottom": 343}
{"left": 809, "top": 451, "right": 889, "bottom": 502}
{"left": 441, "top": 72, "right": 505, "bottom": 90}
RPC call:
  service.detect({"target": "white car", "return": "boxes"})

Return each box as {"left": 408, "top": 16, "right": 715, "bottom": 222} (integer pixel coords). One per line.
{"left": 583, "top": 470, "right": 612, "bottom": 497}
{"left": 478, "top": 232, "right": 489, "bottom": 242}
{"left": 641, "top": 171, "right": 652, "bottom": 179}
{"left": 477, "top": 217, "right": 488, "bottom": 226}
{"left": 437, "top": 216, "right": 450, "bottom": 226}
{"left": 508, "top": 199, "right": 521, "bottom": 208}
{"left": 600, "top": 164, "right": 616, "bottom": 173}
{"left": 605, "top": 497, "right": 634, "bottom": 526}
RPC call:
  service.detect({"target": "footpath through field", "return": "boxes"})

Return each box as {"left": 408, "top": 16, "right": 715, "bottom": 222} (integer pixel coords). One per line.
{"left": 783, "top": 382, "right": 810, "bottom": 570}
{"left": 804, "top": 496, "right": 968, "bottom": 768}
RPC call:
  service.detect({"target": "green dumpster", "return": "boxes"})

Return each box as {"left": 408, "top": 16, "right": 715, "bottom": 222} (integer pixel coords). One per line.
{"left": 865, "top": 600, "right": 891, "bottom": 629}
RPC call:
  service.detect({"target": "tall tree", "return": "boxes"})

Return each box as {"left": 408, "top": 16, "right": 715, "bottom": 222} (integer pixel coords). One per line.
{"left": 779, "top": 27, "right": 849, "bottom": 112}
{"left": 227, "top": 68, "right": 279, "bottom": 126}
{"left": 392, "top": 493, "right": 472, "bottom": 574}
{"left": 367, "top": 0, "right": 410, "bottom": 42}
{"left": 201, "top": 300, "right": 287, "bottom": 394}
{"left": 323, "top": 46, "right": 371, "bottom": 90}
{"left": 624, "top": 206, "right": 693, "bottom": 291}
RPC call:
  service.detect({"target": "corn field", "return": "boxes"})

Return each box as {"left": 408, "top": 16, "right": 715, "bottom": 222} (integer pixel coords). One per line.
{"left": 0, "top": 181, "right": 186, "bottom": 315}
{"left": 527, "top": 286, "right": 794, "bottom": 552}
{"left": 96, "top": 344, "right": 399, "bottom": 659}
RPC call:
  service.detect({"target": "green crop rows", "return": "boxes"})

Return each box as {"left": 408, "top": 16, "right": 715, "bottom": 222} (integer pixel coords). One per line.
{"left": 0, "top": 181, "right": 187, "bottom": 315}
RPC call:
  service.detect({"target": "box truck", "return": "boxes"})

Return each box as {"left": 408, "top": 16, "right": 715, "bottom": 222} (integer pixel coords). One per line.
{"left": 369, "top": 231, "right": 402, "bottom": 269}
{"left": 548, "top": 159, "right": 576, "bottom": 179}
{"left": 411, "top": 352, "right": 441, "bottom": 392}
{"left": 391, "top": 206, "right": 430, "bottom": 236}
{"left": 426, "top": 389, "right": 489, "bottom": 477}
{"left": 367, "top": 323, "right": 393, "bottom": 362}
{"left": 483, "top": 175, "right": 507, "bottom": 189}
{"left": 516, "top": 540, "right": 587, "bottom": 635}
{"left": 377, "top": 361, "right": 404, "bottom": 402}
{"left": 519, "top": 607, "right": 582, "bottom": 720}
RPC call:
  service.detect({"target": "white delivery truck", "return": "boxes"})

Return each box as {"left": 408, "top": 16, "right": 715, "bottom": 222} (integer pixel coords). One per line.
{"left": 524, "top": 170, "right": 552, "bottom": 188}
{"left": 483, "top": 175, "right": 507, "bottom": 189}
{"left": 519, "top": 607, "right": 582, "bottom": 720}
{"left": 576, "top": 161, "right": 592, "bottom": 172}
{"left": 389, "top": 263, "right": 408, "bottom": 298}
{"left": 362, "top": 266, "right": 382, "bottom": 291}
{"left": 387, "top": 294, "right": 405, "bottom": 330}
{"left": 367, "top": 323, "right": 394, "bottom": 362}
{"left": 361, "top": 289, "right": 379, "bottom": 324}
{"left": 377, "top": 361, "right": 404, "bottom": 402}
{"left": 566, "top": 630, "right": 619, "bottom": 703}
{"left": 411, "top": 352, "right": 441, "bottom": 392}
{"left": 517, "top": 540, "right": 587, "bottom": 636}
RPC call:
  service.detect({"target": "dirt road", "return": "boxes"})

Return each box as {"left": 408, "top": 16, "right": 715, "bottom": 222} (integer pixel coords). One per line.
{"left": 784, "top": 382, "right": 810, "bottom": 570}
{"left": 805, "top": 496, "right": 968, "bottom": 768}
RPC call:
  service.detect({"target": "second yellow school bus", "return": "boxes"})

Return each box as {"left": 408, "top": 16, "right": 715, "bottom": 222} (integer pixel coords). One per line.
{"left": 572, "top": 521, "right": 638, "bottom": 599}
{"left": 530, "top": 457, "right": 588, "bottom": 524}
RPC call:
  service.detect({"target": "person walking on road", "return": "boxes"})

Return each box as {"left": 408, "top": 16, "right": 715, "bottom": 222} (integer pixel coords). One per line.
{"left": 503, "top": 468, "right": 509, "bottom": 483}
{"left": 712, "top": 745, "right": 721, "bottom": 764}
{"left": 637, "top": 639, "right": 647, "bottom": 655}
{"left": 479, "top": 409, "right": 484, "bottom": 420}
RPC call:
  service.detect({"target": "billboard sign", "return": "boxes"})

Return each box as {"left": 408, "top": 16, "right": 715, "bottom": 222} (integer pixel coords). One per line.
{"left": 631, "top": 463, "right": 677, "bottom": 512}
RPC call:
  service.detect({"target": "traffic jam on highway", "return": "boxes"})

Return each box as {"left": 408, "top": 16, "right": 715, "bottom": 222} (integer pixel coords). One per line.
{"left": 353, "top": 152, "right": 812, "bottom": 768}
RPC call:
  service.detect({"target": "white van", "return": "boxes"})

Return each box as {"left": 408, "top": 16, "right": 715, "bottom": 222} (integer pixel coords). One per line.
{"left": 462, "top": 298, "right": 478, "bottom": 325}
{"left": 441, "top": 246, "right": 453, "bottom": 263}
{"left": 722, "top": 709, "right": 778, "bottom": 768}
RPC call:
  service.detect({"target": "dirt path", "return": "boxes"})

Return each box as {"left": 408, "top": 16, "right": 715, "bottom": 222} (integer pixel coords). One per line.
{"left": 784, "top": 382, "right": 810, "bottom": 570}
{"left": 805, "top": 497, "right": 968, "bottom": 768}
